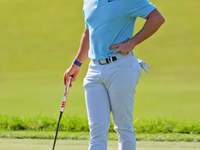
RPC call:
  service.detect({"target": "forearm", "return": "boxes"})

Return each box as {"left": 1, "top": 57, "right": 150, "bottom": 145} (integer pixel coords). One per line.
{"left": 63, "top": 29, "right": 89, "bottom": 85}
{"left": 74, "top": 29, "right": 89, "bottom": 64}
{"left": 130, "top": 9, "right": 165, "bottom": 47}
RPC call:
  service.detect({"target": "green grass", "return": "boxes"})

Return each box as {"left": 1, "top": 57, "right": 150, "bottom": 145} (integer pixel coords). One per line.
{"left": 0, "top": 130, "right": 199, "bottom": 142}
{"left": 0, "top": 139, "right": 200, "bottom": 150}
{"left": 0, "top": 0, "right": 200, "bottom": 120}
{"left": 0, "top": 115, "right": 199, "bottom": 135}
{"left": 1, "top": 115, "right": 199, "bottom": 142}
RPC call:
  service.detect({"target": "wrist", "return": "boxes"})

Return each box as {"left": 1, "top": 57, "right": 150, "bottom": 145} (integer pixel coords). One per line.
{"left": 129, "top": 38, "right": 137, "bottom": 49}
{"left": 73, "top": 60, "right": 82, "bottom": 67}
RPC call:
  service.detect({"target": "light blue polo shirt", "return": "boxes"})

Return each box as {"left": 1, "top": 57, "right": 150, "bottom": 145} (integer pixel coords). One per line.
{"left": 83, "top": 0, "right": 156, "bottom": 60}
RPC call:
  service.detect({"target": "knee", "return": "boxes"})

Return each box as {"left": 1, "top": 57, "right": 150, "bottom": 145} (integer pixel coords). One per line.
{"left": 89, "top": 122, "right": 109, "bottom": 140}
{"left": 114, "top": 124, "right": 136, "bottom": 141}
{"left": 114, "top": 125, "right": 135, "bottom": 135}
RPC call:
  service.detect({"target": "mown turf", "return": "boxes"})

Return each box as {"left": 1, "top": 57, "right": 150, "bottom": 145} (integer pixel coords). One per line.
{"left": 0, "top": 0, "right": 199, "bottom": 120}
{"left": 0, "top": 139, "right": 200, "bottom": 150}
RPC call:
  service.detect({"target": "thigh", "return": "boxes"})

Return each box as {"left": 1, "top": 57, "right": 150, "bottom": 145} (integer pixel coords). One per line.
{"left": 83, "top": 66, "right": 111, "bottom": 130}
{"left": 106, "top": 56, "right": 141, "bottom": 127}
{"left": 84, "top": 83, "right": 111, "bottom": 126}
{"left": 109, "top": 89, "right": 135, "bottom": 128}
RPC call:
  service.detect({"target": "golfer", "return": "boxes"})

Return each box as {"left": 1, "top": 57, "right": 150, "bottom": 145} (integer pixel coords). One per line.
{"left": 64, "top": 0, "right": 164, "bottom": 149}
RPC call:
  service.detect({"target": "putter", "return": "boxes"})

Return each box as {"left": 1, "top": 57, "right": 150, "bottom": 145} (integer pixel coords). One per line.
{"left": 52, "top": 76, "right": 72, "bottom": 150}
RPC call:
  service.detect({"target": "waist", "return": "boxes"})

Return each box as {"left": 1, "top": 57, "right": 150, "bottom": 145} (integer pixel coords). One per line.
{"left": 91, "top": 51, "right": 134, "bottom": 65}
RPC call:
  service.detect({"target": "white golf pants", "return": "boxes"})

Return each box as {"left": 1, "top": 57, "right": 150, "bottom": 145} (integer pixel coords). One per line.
{"left": 83, "top": 52, "right": 142, "bottom": 150}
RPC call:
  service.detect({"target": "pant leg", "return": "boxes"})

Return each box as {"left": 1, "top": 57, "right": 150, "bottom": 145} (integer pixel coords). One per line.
{"left": 83, "top": 63, "right": 111, "bottom": 150}
{"left": 104, "top": 54, "right": 142, "bottom": 150}
{"left": 109, "top": 90, "right": 136, "bottom": 150}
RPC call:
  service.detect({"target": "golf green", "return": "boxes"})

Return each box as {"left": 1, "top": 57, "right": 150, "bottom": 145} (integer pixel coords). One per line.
{"left": 0, "top": 139, "right": 200, "bottom": 150}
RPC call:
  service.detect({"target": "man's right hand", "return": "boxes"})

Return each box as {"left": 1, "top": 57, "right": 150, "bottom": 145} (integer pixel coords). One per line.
{"left": 63, "top": 64, "right": 80, "bottom": 86}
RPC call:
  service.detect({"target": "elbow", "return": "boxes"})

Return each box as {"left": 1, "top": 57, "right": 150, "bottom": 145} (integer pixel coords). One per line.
{"left": 154, "top": 15, "right": 165, "bottom": 27}
{"left": 159, "top": 15, "right": 165, "bottom": 25}
{"left": 156, "top": 11, "right": 165, "bottom": 26}
{"left": 148, "top": 9, "right": 165, "bottom": 26}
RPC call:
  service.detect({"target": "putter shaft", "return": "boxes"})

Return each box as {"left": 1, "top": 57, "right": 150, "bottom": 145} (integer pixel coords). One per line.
{"left": 52, "top": 112, "right": 63, "bottom": 150}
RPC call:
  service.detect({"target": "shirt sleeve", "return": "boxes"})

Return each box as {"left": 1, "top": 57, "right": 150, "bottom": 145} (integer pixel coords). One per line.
{"left": 82, "top": 10, "right": 89, "bottom": 29}
{"left": 127, "top": 0, "right": 156, "bottom": 19}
